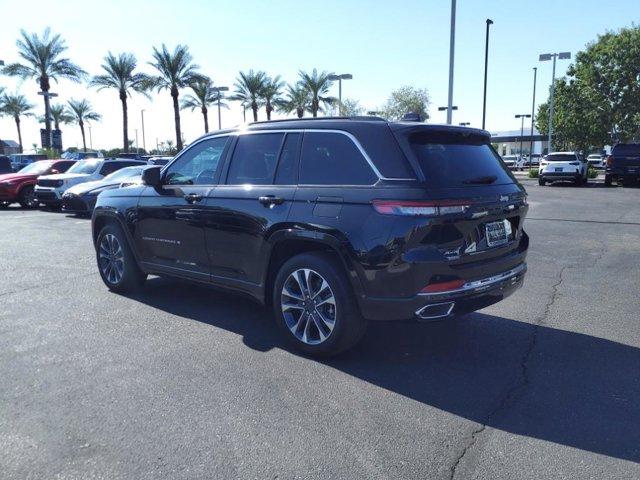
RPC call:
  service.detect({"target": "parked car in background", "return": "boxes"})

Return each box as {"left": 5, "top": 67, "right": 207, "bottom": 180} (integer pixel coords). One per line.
{"left": 523, "top": 154, "right": 541, "bottom": 169}
{"left": 0, "top": 156, "right": 13, "bottom": 174}
{"left": 587, "top": 153, "right": 606, "bottom": 169}
{"left": 9, "top": 153, "right": 48, "bottom": 171}
{"left": 62, "top": 165, "right": 152, "bottom": 215}
{"left": 538, "top": 152, "right": 588, "bottom": 186}
{"left": 147, "top": 156, "right": 173, "bottom": 166}
{"left": 0, "top": 159, "right": 76, "bottom": 208}
{"left": 35, "top": 158, "right": 146, "bottom": 208}
{"left": 61, "top": 150, "right": 104, "bottom": 160}
{"left": 605, "top": 144, "right": 640, "bottom": 186}
{"left": 92, "top": 118, "right": 529, "bottom": 356}
{"left": 502, "top": 154, "right": 524, "bottom": 170}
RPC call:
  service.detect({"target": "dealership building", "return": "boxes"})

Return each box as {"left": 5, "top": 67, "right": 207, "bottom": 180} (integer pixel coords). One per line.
{"left": 490, "top": 128, "right": 549, "bottom": 156}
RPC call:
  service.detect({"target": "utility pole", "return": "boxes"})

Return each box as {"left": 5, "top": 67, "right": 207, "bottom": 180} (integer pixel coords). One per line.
{"left": 529, "top": 67, "right": 537, "bottom": 161}
{"left": 141, "top": 110, "right": 146, "bottom": 152}
{"left": 446, "top": 0, "right": 457, "bottom": 124}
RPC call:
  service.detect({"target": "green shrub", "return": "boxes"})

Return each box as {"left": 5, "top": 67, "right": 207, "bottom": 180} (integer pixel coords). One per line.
{"left": 587, "top": 167, "right": 598, "bottom": 179}
{"left": 527, "top": 168, "right": 539, "bottom": 178}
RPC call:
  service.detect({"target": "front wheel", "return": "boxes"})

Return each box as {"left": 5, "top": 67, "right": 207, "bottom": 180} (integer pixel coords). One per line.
{"left": 0, "top": 201, "right": 10, "bottom": 209}
{"left": 96, "top": 223, "right": 146, "bottom": 293}
{"left": 18, "top": 185, "right": 38, "bottom": 208}
{"left": 273, "top": 252, "right": 367, "bottom": 356}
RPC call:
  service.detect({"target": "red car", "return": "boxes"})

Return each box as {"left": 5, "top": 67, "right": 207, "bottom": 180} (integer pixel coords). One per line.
{"left": 0, "top": 159, "right": 76, "bottom": 208}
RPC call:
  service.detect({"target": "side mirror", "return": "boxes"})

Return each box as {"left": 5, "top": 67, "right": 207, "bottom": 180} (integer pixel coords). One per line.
{"left": 142, "top": 166, "right": 162, "bottom": 187}
{"left": 50, "top": 169, "right": 59, "bottom": 174}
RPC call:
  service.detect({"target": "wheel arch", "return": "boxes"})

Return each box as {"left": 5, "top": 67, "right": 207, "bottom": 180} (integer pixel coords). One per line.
{"left": 92, "top": 210, "right": 143, "bottom": 266}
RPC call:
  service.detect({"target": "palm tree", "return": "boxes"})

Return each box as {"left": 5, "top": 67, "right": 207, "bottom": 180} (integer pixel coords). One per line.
{"left": 231, "top": 70, "right": 267, "bottom": 122}
{"left": 278, "top": 84, "right": 311, "bottom": 119}
{"left": 147, "top": 44, "right": 203, "bottom": 151}
{"left": 38, "top": 103, "right": 73, "bottom": 130}
{"left": 298, "top": 69, "right": 335, "bottom": 117}
{"left": 0, "top": 93, "right": 34, "bottom": 153}
{"left": 90, "top": 52, "right": 149, "bottom": 152}
{"left": 2, "top": 28, "right": 86, "bottom": 144}
{"left": 67, "top": 99, "right": 101, "bottom": 152}
{"left": 181, "top": 77, "right": 227, "bottom": 133}
{"left": 261, "top": 75, "right": 285, "bottom": 120}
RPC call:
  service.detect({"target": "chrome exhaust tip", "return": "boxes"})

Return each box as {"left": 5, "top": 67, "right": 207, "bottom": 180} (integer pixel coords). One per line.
{"left": 415, "top": 301, "right": 455, "bottom": 321}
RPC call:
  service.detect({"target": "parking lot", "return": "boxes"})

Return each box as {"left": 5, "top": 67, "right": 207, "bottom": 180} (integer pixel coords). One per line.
{"left": 1, "top": 180, "right": 639, "bottom": 479}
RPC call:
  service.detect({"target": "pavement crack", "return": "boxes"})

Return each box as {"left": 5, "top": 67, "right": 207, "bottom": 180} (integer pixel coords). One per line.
{"left": 449, "top": 242, "right": 606, "bottom": 479}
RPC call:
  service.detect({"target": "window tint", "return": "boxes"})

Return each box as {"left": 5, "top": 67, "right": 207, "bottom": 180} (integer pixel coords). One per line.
{"left": 226, "top": 133, "right": 284, "bottom": 185}
{"left": 405, "top": 131, "right": 514, "bottom": 187}
{"left": 100, "top": 162, "right": 127, "bottom": 176}
{"left": 56, "top": 161, "right": 75, "bottom": 172}
{"left": 274, "top": 133, "right": 300, "bottom": 185}
{"left": 299, "top": 132, "right": 377, "bottom": 185}
{"left": 164, "top": 137, "right": 229, "bottom": 185}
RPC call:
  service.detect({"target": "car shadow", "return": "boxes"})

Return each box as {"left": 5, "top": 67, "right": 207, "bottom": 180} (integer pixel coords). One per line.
{"left": 127, "top": 277, "right": 640, "bottom": 463}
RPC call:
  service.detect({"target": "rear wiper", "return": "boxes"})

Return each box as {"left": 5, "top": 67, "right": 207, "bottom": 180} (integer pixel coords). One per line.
{"left": 462, "top": 175, "right": 497, "bottom": 184}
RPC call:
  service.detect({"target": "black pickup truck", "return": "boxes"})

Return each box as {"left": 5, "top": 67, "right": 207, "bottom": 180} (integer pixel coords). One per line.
{"left": 605, "top": 144, "right": 640, "bottom": 186}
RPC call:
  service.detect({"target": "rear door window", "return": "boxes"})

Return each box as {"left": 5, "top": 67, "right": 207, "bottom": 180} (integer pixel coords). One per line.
{"left": 403, "top": 131, "right": 514, "bottom": 187}
{"left": 226, "top": 133, "right": 284, "bottom": 185}
{"left": 299, "top": 132, "right": 377, "bottom": 185}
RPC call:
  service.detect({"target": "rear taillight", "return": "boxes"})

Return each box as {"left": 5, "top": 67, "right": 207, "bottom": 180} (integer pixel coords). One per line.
{"left": 606, "top": 155, "right": 614, "bottom": 167}
{"left": 372, "top": 200, "right": 471, "bottom": 217}
{"left": 420, "top": 279, "right": 465, "bottom": 293}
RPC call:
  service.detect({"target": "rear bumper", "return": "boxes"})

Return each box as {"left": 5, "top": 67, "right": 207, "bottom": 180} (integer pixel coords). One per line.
{"left": 360, "top": 262, "right": 527, "bottom": 321}
{"left": 540, "top": 171, "right": 581, "bottom": 181}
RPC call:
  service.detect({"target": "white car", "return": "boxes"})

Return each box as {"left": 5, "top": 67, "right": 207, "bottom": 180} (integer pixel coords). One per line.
{"left": 34, "top": 158, "right": 146, "bottom": 208}
{"left": 538, "top": 152, "right": 588, "bottom": 186}
{"left": 587, "top": 153, "right": 606, "bottom": 169}
{"left": 502, "top": 155, "right": 524, "bottom": 170}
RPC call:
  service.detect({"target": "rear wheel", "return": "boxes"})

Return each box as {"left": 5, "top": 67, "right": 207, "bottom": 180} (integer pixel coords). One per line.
{"left": 96, "top": 223, "right": 146, "bottom": 293}
{"left": 538, "top": 177, "right": 545, "bottom": 186}
{"left": 273, "top": 252, "right": 367, "bottom": 356}
{"left": 18, "top": 185, "right": 38, "bottom": 208}
{"left": 0, "top": 201, "right": 10, "bottom": 209}
{"left": 604, "top": 175, "right": 612, "bottom": 187}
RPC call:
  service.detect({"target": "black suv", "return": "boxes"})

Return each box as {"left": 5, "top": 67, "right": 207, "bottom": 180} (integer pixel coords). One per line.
{"left": 605, "top": 143, "right": 640, "bottom": 186}
{"left": 92, "top": 118, "right": 529, "bottom": 355}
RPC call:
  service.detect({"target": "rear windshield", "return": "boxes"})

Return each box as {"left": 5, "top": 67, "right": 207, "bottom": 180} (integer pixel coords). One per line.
{"left": 546, "top": 154, "right": 576, "bottom": 162}
{"left": 612, "top": 144, "right": 640, "bottom": 156}
{"left": 405, "top": 131, "right": 514, "bottom": 187}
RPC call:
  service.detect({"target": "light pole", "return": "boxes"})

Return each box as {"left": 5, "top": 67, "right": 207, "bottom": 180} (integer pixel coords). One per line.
{"left": 446, "top": 0, "right": 457, "bottom": 124}
{"left": 141, "top": 109, "right": 146, "bottom": 152}
{"left": 438, "top": 105, "right": 458, "bottom": 122}
{"left": 482, "top": 18, "right": 493, "bottom": 129}
{"left": 134, "top": 128, "right": 139, "bottom": 154}
{"left": 211, "top": 86, "right": 229, "bottom": 129}
{"left": 87, "top": 124, "right": 93, "bottom": 150}
{"left": 515, "top": 114, "right": 532, "bottom": 158}
{"left": 328, "top": 73, "right": 353, "bottom": 115}
{"left": 539, "top": 51, "right": 571, "bottom": 152}
{"left": 459, "top": 122, "right": 470, "bottom": 126}
{"left": 529, "top": 67, "right": 537, "bottom": 159}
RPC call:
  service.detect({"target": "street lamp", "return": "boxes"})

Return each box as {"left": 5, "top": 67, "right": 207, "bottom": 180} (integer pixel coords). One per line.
{"left": 446, "top": 0, "right": 457, "bottom": 124}
{"left": 515, "top": 114, "right": 532, "bottom": 158}
{"left": 141, "top": 109, "right": 146, "bottom": 152}
{"left": 87, "top": 124, "right": 93, "bottom": 150}
{"left": 211, "top": 86, "right": 229, "bottom": 129}
{"left": 367, "top": 110, "right": 381, "bottom": 116}
{"left": 459, "top": 122, "right": 470, "bottom": 126}
{"left": 482, "top": 18, "right": 493, "bottom": 129}
{"left": 438, "top": 106, "right": 458, "bottom": 122}
{"left": 539, "top": 51, "right": 571, "bottom": 151}
{"left": 529, "top": 67, "right": 537, "bottom": 159}
{"left": 328, "top": 73, "right": 353, "bottom": 115}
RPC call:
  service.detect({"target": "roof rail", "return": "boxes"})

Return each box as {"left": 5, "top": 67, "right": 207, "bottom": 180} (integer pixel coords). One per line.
{"left": 248, "top": 116, "right": 386, "bottom": 125}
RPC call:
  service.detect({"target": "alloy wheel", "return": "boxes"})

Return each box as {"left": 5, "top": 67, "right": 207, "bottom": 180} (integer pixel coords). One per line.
{"left": 99, "top": 234, "right": 125, "bottom": 285}
{"left": 281, "top": 268, "right": 337, "bottom": 345}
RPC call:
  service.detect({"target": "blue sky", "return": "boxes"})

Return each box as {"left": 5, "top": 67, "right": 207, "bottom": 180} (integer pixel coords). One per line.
{"left": 0, "top": 0, "right": 638, "bottom": 150}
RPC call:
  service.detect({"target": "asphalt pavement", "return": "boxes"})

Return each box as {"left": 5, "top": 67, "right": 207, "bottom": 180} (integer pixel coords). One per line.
{"left": 1, "top": 180, "right": 639, "bottom": 479}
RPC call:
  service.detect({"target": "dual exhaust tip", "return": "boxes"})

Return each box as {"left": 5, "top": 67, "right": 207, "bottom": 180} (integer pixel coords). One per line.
{"left": 415, "top": 301, "right": 455, "bottom": 321}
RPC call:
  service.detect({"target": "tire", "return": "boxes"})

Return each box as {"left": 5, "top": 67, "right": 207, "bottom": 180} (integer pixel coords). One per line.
{"left": 18, "top": 185, "right": 38, "bottom": 208}
{"left": 538, "top": 177, "right": 545, "bottom": 186}
{"left": 0, "top": 201, "right": 10, "bottom": 209}
{"left": 273, "top": 252, "right": 367, "bottom": 357}
{"left": 604, "top": 175, "right": 612, "bottom": 187}
{"left": 96, "top": 223, "right": 146, "bottom": 293}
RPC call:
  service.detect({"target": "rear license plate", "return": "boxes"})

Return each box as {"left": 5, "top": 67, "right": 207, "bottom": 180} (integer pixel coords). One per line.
{"left": 555, "top": 167, "right": 563, "bottom": 172}
{"left": 486, "top": 220, "right": 510, "bottom": 247}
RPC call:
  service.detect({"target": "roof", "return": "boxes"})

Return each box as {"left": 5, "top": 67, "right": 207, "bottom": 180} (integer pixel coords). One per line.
{"left": 0, "top": 140, "right": 20, "bottom": 147}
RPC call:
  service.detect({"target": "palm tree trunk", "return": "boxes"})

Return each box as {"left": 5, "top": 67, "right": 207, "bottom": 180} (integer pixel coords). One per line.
{"left": 202, "top": 106, "right": 209, "bottom": 133}
{"left": 172, "top": 88, "right": 183, "bottom": 151}
{"left": 252, "top": 101, "right": 258, "bottom": 122}
{"left": 297, "top": 107, "right": 304, "bottom": 118}
{"left": 80, "top": 121, "right": 87, "bottom": 152}
{"left": 266, "top": 103, "right": 272, "bottom": 121}
{"left": 40, "top": 76, "right": 52, "bottom": 149}
{"left": 14, "top": 116, "right": 23, "bottom": 153}
{"left": 121, "top": 91, "right": 129, "bottom": 153}
{"left": 312, "top": 98, "right": 319, "bottom": 118}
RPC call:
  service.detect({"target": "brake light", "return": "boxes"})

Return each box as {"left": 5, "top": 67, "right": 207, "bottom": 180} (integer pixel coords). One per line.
{"left": 421, "top": 279, "right": 465, "bottom": 293}
{"left": 606, "top": 155, "right": 614, "bottom": 167}
{"left": 372, "top": 200, "right": 471, "bottom": 217}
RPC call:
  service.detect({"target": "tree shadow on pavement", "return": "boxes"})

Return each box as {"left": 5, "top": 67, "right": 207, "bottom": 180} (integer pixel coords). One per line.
{"left": 130, "top": 277, "right": 640, "bottom": 464}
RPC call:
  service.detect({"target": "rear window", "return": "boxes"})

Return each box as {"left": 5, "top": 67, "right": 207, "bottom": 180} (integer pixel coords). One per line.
{"left": 406, "top": 132, "right": 514, "bottom": 187}
{"left": 546, "top": 154, "right": 577, "bottom": 162}
{"left": 612, "top": 144, "right": 640, "bottom": 156}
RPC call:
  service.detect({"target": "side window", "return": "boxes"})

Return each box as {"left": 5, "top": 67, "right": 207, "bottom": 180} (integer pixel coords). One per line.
{"left": 57, "top": 161, "right": 75, "bottom": 172}
{"left": 274, "top": 133, "right": 300, "bottom": 185}
{"left": 226, "top": 133, "right": 284, "bottom": 185}
{"left": 99, "top": 162, "right": 123, "bottom": 176}
{"left": 299, "top": 132, "right": 377, "bottom": 185}
{"left": 164, "top": 137, "right": 229, "bottom": 185}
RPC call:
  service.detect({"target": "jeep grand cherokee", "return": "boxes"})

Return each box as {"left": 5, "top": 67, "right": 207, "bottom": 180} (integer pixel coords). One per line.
{"left": 92, "top": 117, "right": 529, "bottom": 356}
